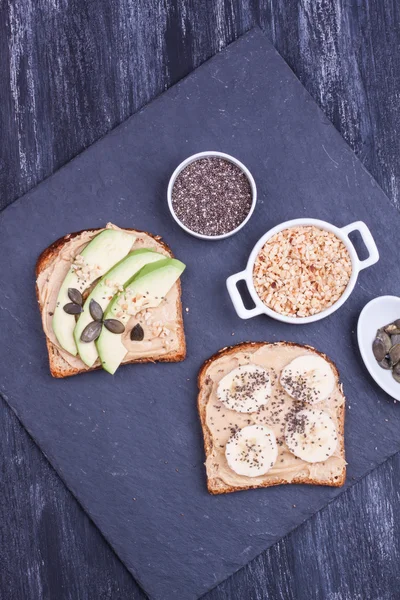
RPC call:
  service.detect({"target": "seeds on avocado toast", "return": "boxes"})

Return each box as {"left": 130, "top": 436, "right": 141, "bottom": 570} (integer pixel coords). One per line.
{"left": 63, "top": 302, "right": 83, "bottom": 315}
{"left": 89, "top": 299, "right": 104, "bottom": 322}
{"left": 64, "top": 287, "right": 85, "bottom": 315}
{"left": 130, "top": 323, "right": 144, "bottom": 341}
{"left": 38, "top": 225, "right": 186, "bottom": 376}
{"left": 80, "top": 311, "right": 125, "bottom": 341}
{"left": 80, "top": 320, "right": 103, "bottom": 343}
{"left": 103, "top": 319, "right": 125, "bottom": 334}
{"left": 68, "top": 288, "right": 83, "bottom": 306}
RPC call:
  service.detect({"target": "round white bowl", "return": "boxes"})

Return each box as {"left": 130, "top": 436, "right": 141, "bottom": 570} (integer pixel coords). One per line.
{"left": 226, "top": 217, "right": 379, "bottom": 324}
{"left": 167, "top": 151, "right": 257, "bottom": 240}
{"left": 358, "top": 295, "right": 400, "bottom": 401}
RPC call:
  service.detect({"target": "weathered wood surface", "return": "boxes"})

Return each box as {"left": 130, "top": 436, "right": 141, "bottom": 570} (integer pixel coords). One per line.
{"left": 1, "top": 1, "right": 400, "bottom": 598}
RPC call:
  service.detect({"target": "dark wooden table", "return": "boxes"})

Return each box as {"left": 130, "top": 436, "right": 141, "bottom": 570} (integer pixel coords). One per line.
{"left": 2, "top": 2, "right": 400, "bottom": 599}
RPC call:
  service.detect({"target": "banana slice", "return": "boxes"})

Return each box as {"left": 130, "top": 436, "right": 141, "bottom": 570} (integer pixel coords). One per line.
{"left": 280, "top": 354, "right": 335, "bottom": 404}
{"left": 225, "top": 425, "right": 278, "bottom": 477}
{"left": 217, "top": 365, "right": 271, "bottom": 413}
{"left": 285, "top": 408, "right": 338, "bottom": 463}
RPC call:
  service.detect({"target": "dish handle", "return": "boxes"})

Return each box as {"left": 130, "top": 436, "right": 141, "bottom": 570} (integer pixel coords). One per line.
{"left": 226, "top": 270, "right": 264, "bottom": 319}
{"left": 340, "top": 221, "right": 379, "bottom": 271}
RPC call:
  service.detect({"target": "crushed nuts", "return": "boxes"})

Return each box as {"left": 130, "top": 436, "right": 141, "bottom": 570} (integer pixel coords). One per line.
{"left": 104, "top": 279, "right": 124, "bottom": 295}
{"left": 71, "top": 255, "right": 102, "bottom": 282}
{"left": 253, "top": 226, "right": 352, "bottom": 317}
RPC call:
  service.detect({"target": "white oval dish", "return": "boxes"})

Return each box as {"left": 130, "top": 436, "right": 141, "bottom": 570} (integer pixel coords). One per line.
{"left": 226, "top": 217, "right": 379, "bottom": 324}
{"left": 357, "top": 296, "right": 400, "bottom": 401}
{"left": 167, "top": 151, "right": 257, "bottom": 240}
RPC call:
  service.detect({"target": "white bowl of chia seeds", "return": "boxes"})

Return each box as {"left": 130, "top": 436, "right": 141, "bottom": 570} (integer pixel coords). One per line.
{"left": 167, "top": 151, "right": 257, "bottom": 240}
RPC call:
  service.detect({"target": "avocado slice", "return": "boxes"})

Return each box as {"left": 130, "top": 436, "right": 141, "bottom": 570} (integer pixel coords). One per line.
{"left": 96, "top": 258, "right": 185, "bottom": 374}
{"left": 52, "top": 229, "right": 134, "bottom": 356}
{"left": 74, "top": 249, "right": 164, "bottom": 367}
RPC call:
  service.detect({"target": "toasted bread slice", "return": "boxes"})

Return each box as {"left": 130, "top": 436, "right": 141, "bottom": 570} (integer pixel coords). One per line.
{"left": 36, "top": 227, "right": 186, "bottom": 378}
{"left": 197, "top": 342, "right": 346, "bottom": 495}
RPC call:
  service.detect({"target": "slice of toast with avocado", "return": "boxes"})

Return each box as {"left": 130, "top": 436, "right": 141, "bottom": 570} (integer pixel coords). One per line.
{"left": 36, "top": 223, "right": 186, "bottom": 378}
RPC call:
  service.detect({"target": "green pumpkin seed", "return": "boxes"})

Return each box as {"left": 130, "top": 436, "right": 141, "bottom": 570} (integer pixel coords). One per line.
{"left": 393, "top": 363, "right": 400, "bottom": 383}
{"left": 63, "top": 302, "right": 83, "bottom": 315}
{"left": 385, "top": 323, "right": 400, "bottom": 335}
{"left": 103, "top": 319, "right": 125, "bottom": 334}
{"left": 130, "top": 323, "right": 144, "bottom": 341}
{"left": 373, "top": 338, "right": 387, "bottom": 362}
{"left": 68, "top": 288, "right": 83, "bottom": 306}
{"left": 89, "top": 299, "right": 103, "bottom": 322}
{"left": 391, "top": 334, "right": 400, "bottom": 346}
{"left": 80, "top": 320, "right": 102, "bottom": 342}
{"left": 378, "top": 357, "right": 392, "bottom": 370}
{"left": 389, "top": 344, "right": 400, "bottom": 366}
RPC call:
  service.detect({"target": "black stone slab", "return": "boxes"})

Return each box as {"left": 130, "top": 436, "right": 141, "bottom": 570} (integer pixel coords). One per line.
{"left": 1, "top": 29, "right": 400, "bottom": 600}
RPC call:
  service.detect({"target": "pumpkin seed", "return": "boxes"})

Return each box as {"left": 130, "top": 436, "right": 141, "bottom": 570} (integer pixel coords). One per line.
{"left": 373, "top": 338, "right": 388, "bottom": 362}
{"left": 384, "top": 323, "right": 400, "bottom": 335}
{"left": 389, "top": 343, "right": 400, "bottom": 365}
{"left": 89, "top": 299, "right": 103, "bottom": 322}
{"left": 378, "top": 357, "right": 392, "bottom": 370}
{"left": 63, "top": 302, "right": 83, "bottom": 315}
{"left": 393, "top": 363, "right": 400, "bottom": 383}
{"left": 80, "top": 320, "right": 102, "bottom": 342}
{"left": 391, "top": 334, "right": 400, "bottom": 346}
{"left": 373, "top": 321, "right": 400, "bottom": 382}
{"left": 372, "top": 330, "right": 391, "bottom": 362}
{"left": 130, "top": 323, "right": 144, "bottom": 341}
{"left": 379, "top": 329, "right": 391, "bottom": 348}
{"left": 68, "top": 288, "right": 83, "bottom": 306}
{"left": 103, "top": 319, "right": 125, "bottom": 334}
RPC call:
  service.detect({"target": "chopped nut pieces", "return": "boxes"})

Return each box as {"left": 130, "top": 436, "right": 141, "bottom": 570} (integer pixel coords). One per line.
{"left": 71, "top": 254, "right": 102, "bottom": 283}
{"left": 104, "top": 279, "right": 124, "bottom": 296}
{"left": 119, "top": 290, "right": 151, "bottom": 315}
{"left": 253, "top": 226, "right": 352, "bottom": 317}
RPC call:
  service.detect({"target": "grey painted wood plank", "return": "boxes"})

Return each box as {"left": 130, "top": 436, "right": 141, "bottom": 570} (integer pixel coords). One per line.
{"left": 1, "top": 1, "right": 400, "bottom": 598}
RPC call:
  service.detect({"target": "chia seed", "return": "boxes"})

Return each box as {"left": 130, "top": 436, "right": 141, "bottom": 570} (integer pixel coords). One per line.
{"left": 171, "top": 157, "right": 252, "bottom": 236}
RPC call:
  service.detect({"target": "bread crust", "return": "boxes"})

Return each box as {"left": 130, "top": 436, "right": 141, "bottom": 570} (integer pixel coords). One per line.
{"left": 36, "top": 228, "right": 186, "bottom": 378}
{"left": 197, "top": 341, "right": 346, "bottom": 494}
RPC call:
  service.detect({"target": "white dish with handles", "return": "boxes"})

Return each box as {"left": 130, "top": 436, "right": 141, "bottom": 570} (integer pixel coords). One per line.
{"left": 226, "top": 217, "right": 379, "bottom": 324}
{"left": 357, "top": 296, "right": 400, "bottom": 401}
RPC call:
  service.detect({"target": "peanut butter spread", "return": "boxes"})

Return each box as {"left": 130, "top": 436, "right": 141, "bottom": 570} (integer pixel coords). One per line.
{"left": 36, "top": 223, "right": 181, "bottom": 370}
{"left": 204, "top": 344, "right": 346, "bottom": 488}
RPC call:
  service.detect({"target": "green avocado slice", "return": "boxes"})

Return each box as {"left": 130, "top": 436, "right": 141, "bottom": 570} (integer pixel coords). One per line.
{"left": 52, "top": 229, "right": 134, "bottom": 356}
{"left": 74, "top": 249, "right": 165, "bottom": 367}
{"left": 96, "top": 258, "right": 185, "bottom": 374}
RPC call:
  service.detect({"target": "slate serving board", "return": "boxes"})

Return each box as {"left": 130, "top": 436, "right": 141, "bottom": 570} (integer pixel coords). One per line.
{"left": 1, "top": 28, "right": 400, "bottom": 600}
